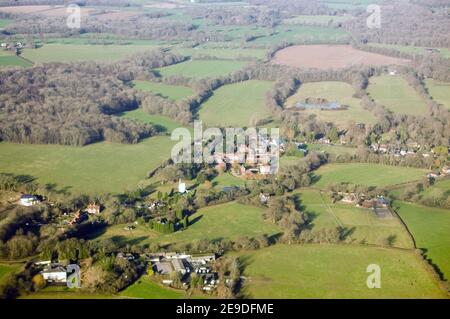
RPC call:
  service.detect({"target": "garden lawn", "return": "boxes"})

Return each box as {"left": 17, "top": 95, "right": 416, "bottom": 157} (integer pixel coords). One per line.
{"left": 367, "top": 75, "right": 427, "bottom": 116}
{"left": 199, "top": 80, "right": 274, "bottom": 127}
{"left": 238, "top": 244, "right": 446, "bottom": 298}
{"left": 394, "top": 201, "right": 450, "bottom": 280}
{"left": 120, "top": 276, "right": 187, "bottom": 299}
{"left": 314, "top": 163, "right": 427, "bottom": 188}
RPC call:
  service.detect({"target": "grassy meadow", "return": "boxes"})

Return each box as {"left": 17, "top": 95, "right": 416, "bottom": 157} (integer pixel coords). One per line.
{"left": 285, "top": 81, "right": 377, "bottom": 128}
{"left": 119, "top": 109, "right": 186, "bottom": 134}
{"left": 251, "top": 25, "right": 349, "bottom": 45}
{"left": 0, "top": 136, "right": 174, "bottom": 196}
{"left": 314, "top": 163, "right": 427, "bottom": 188}
{"left": 132, "top": 80, "right": 194, "bottom": 101}
{"left": 424, "top": 79, "right": 450, "bottom": 109}
{"left": 368, "top": 43, "right": 450, "bottom": 59}
{"left": 21, "top": 44, "right": 162, "bottom": 63}
{"left": 155, "top": 59, "right": 248, "bottom": 79}
{"left": 0, "top": 263, "right": 21, "bottom": 284}
{"left": 120, "top": 276, "right": 187, "bottom": 299}
{"left": 0, "top": 55, "right": 33, "bottom": 68}
{"left": 294, "top": 189, "right": 414, "bottom": 248}
{"left": 198, "top": 80, "right": 274, "bottom": 127}
{"left": 307, "top": 144, "right": 357, "bottom": 156}
{"left": 20, "top": 286, "right": 117, "bottom": 299}
{"left": 284, "top": 15, "right": 353, "bottom": 25}
{"left": 238, "top": 244, "right": 446, "bottom": 298}
{"left": 367, "top": 75, "right": 427, "bottom": 116}
{"left": 171, "top": 46, "right": 267, "bottom": 60}
{"left": 394, "top": 201, "right": 450, "bottom": 281}
{"left": 96, "top": 202, "right": 280, "bottom": 247}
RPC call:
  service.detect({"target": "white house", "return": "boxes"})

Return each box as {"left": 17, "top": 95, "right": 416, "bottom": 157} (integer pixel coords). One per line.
{"left": 259, "top": 165, "right": 272, "bottom": 175}
{"left": 41, "top": 265, "right": 67, "bottom": 283}
{"left": 178, "top": 179, "right": 186, "bottom": 194}
{"left": 19, "top": 194, "right": 39, "bottom": 207}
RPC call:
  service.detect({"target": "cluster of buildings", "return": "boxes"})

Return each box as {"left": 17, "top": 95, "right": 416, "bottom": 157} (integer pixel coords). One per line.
{"left": 369, "top": 142, "right": 431, "bottom": 158}
{"left": 207, "top": 137, "right": 285, "bottom": 178}
{"left": 339, "top": 193, "right": 392, "bottom": 218}
{"left": 0, "top": 41, "right": 24, "bottom": 51}
{"left": 147, "top": 253, "right": 218, "bottom": 291}
{"left": 428, "top": 165, "right": 450, "bottom": 179}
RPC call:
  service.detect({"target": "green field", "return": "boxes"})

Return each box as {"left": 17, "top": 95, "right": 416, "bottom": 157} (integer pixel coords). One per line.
{"left": 132, "top": 80, "right": 194, "bottom": 101}
{"left": 308, "top": 144, "right": 357, "bottom": 156}
{"left": 368, "top": 43, "right": 450, "bottom": 59}
{"left": 284, "top": 15, "right": 353, "bottom": 26}
{"left": 0, "top": 263, "right": 21, "bottom": 284}
{"left": 395, "top": 201, "right": 450, "bottom": 281}
{"left": 0, "top": 18, "right": 13, "bottom": 29}
{"left": 120, "top": 276, "right": 187, "bottom": 299}
{"left": 314, "top": 164, "right": 427, "bottom": 188}
{"left": 155, "top": 59, "right": 248, "bottom": 79}
{"left": 0, "top": 136, "right": 174, "bottom": 196}
{"left": 286, "top": 81, "right": 377, "bottom": 128}
{"left": 97, "top": 202, "right": 280, "bottom": 246}
{"left": 321, "top": 0, "right": 383, "bottom": 10}
{"left": 421, "top": 178, "right": 450, "bottom": 198}
{"left": 367, "top": 75, "right": 427, "bottom": 116}
{"left": 199, "top": 80, "right": 274, "bottom": 127}
{"left": 424, "top": 79, "right": 450, "bottom": 109}
{"left": 295, "top": 189, "right": 414, "bottom": 248}
{"left": 171, "top": 46, "right": 267, "bottom": 60}
{"left": 251, "top": 25, "right": 349, "bottom": 45}
{"left": 119, "top": 109, "right": 186, "bottom": 134}
{"left": 239, "top": 244, "right": 446, "bottom": 298}
{"left": 0, "top": 52, "right": 33, "bottom": 68}
{"left": 21, "top": 44, "right": 161, "bottom": 63}
{"left": 212, "top": 173, "right": 246, "bottom": 189}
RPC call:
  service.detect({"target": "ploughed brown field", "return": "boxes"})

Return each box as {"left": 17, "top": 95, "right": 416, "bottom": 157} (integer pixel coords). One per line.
{"left": 272, "top": 45, "right": 411, "bottom": 69}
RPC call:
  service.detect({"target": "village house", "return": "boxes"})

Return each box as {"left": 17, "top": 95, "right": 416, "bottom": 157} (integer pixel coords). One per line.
{"left": 441, "top": 165, "right": 450, "bottom": 176}
{"left": 259, "top": 164, "right": 272, "bottom": 175}
{"left": 40, "top": 264, "right": 67, "bottom": 284}
{"left": 19, "top": 194, "right": 40, "bottom": 207}
{"left": 259, "top": 193, "right": 270, "bottom": 204}
{"left": 341, "top": 193, "right": 357, "bottom": 204}
{"left": 85, "top": 203, "right": 101, "bottom": 215}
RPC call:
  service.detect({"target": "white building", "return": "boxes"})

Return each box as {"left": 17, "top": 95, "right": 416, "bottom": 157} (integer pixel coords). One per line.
{"left": 19, "top": 194, "right": 39, "bottom": 207}
{"left": 41, "top": 265, "right": 67, "bottom": 283}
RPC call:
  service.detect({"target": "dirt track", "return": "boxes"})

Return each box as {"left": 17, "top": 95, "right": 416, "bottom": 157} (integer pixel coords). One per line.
{"left": 272, "top": 45, "right": 411, "bottom": 70}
